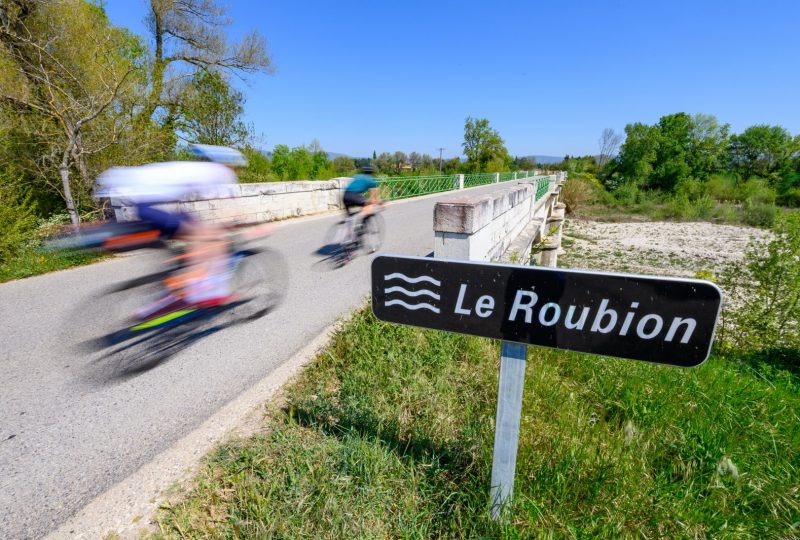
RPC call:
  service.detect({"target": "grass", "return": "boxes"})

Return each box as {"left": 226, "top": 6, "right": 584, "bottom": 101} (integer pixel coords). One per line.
{"left": 0, "top": 248, "right": 107, "bottom": 283}
{"left": 152, "top": 308, "right": 800, "bottom": 538}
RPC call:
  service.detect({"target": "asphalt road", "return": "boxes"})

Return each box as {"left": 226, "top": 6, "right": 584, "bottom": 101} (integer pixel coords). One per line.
{"left": 0, "top": 183, "right": 508, "bottom": 539}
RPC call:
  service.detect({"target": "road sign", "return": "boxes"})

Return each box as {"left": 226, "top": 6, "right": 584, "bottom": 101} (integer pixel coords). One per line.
{"left": 371, "top": 255, "right": 722, "bottom": 367}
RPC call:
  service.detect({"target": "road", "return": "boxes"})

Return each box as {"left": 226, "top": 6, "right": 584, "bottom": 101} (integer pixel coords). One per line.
{"left": 0, "top": 183, "right": 508, "bottom": 539}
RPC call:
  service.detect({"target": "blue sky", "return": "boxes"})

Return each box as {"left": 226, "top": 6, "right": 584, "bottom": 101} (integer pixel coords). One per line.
{"left": 105, "top": 0, "right": 799, "bottom": 158}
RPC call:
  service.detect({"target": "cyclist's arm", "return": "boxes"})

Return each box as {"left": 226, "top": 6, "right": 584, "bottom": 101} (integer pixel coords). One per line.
{"left": 367, "top": 186, "right": 382, "bottom": 205}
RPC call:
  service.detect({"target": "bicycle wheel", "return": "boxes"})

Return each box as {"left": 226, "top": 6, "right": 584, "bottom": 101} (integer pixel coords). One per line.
{"left": 322, "top": 219, "right": 347, "bottom": 251}
{"left": 360, "top": 213, "right": 385, "bottom": 254}
{"left": 213, "top": 246, "right": 289, "bottom": 324}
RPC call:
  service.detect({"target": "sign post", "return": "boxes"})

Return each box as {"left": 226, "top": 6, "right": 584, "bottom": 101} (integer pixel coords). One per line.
{"left": 372, "top": 255, "right": 723, "bottom": 516}
{"left": 489, "top": 340, "right": 527, "bottom": 519}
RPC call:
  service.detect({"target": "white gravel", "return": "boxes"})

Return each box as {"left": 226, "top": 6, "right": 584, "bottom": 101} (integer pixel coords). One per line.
{"left": 560, "top": 219, "right": 770, "bottom": 278}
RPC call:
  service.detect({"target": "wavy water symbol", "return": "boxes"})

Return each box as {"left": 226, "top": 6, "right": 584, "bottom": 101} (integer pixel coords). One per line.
{"left": 384, "top": 273, "right": 441, "bottom": 286}
{"left": 384, "top": 299, "right": 441, "bottom": 313}
{"left": 384, "top": 286, "right": 440, "bottom": 300}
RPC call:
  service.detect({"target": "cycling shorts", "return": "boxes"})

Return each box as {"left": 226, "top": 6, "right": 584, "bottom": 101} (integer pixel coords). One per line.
{"left": 343, "top": 191, "right": 367, "bottom": 215}
{"left": 135, "top": 203, "right": 191, "bottom": 238}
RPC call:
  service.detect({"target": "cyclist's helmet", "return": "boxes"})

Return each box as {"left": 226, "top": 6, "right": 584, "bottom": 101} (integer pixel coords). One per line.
{"left": 361, "top": 164, "right": 375, "bottom": 175}
{"left": 189, "top": 144, "right": 248, "bottom": 167}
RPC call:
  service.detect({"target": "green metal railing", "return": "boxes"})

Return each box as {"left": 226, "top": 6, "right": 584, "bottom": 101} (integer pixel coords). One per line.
{"left": 378, "top": 174, "right": 458, "bottom": 201}
{"left": 463, "top": 173, "right": 496, "bottom": 188}
{"left": 374, "top": 170, "right": 558, "bottom": 202}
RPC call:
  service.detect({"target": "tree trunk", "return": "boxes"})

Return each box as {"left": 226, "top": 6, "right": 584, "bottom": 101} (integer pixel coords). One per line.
{"left": 139, "top": 1, "right": 165, "bottom": 123}
{"left": 60, "top": 145, "right": 80, "bottom": 226}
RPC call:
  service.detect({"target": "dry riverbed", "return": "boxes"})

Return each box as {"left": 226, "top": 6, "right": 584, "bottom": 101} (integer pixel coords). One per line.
{"left": 559, "top": 219, "right": 770, "bottom": 278}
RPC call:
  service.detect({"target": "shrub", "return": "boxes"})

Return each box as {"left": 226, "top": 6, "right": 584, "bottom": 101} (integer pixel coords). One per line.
{"left": 692, "top": 194, "right": 716, "bottom": 220}
{"left": 561, "top": 175, "right": 603, "bottom": 213}
{"left": 0, "top": 177, "right": 38, "bottom": 262}
{"left": 705, "top": 173, "right": 739, "bottom": 202}
{"left": 742, "top": 198, "right": 777, "bottom": 227}
{"left": 613, "top": 182, "right": 642, "bottom": 205}
{"left": 737, "top": 178, "right": 776, "bottom": 205}
{"left": 777, "top": 187, "right": 800, "bottom": 207}
{"left": 719, "top": 211, "right": 800, "bottom": 353}
{"left": 712, "top": 202, "right": 740, "bottom": 224}
{"left": 675, "top": 177, "right": 705, "bottom": 200}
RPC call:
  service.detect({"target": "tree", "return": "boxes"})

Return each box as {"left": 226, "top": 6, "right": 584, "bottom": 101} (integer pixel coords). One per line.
{"left": 650, "top": 112, "right": 693, "bottom": 191}
{"left": 270, "top": 144, "right": 290, "bottom": 179}
{"left": 597, "top": 128, "right": 622, "bottom": 168}
{"left": 462, "top": 117, "right": 510, "bottom": 172}
{"left": 308, "top": 140, "right": 331, "bottom": 179}
{"left": 409, "top": 151, "right": 421, "bottom": 172}
{"left": 616, "top": 122, "right": 660, "bottom": 185}
{"left": 688, "top": 113, "right": 729, "bottom": 179}
{"left": 729, "top": 125, "right": 799, "bottom": 180}
{"left": 333, "top": 156, "right": 355, "bottom": 176}
{"left": 140, "top": 0, "right": 272, "bottom": 124}
{"left": 393, "top": 151, "right": 407, "bottom": 174}
{"left": 287, "top": 145, "right": 311, "bottom": 180}
{"left": 375, "top": 152, "right": 393, "bottom": 174}
{"left": 372, "top": 150, "right": 377, "bottom": 160}
{"left": 0, "top": 1, "right": 139, "bottom": 224}
{"left": 178, "top": 70, "right": 248, "bottom": 146}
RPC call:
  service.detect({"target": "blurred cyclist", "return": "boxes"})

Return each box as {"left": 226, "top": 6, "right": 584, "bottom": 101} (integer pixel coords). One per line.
{"left": 342, "top": 165, "right": 383, "bottom": 246}
{"left": 96, "top": 144, "right": 247, "bottom": 317}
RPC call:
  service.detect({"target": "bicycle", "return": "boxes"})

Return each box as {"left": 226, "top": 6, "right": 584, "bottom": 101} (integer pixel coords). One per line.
{"left": 47, "top": 220, "right": 288, "bottom": 379}
{"left": 321, "top": 206, "right": 385, "bottom": 268}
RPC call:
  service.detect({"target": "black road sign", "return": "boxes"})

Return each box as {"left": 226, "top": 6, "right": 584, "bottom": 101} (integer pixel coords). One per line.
{"left": 371, "top": 255, "right": 723, "bottom": 367}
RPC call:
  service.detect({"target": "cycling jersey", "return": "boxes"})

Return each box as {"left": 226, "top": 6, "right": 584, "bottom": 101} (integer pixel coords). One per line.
{"left": 345, "top": 174, "right": 378, "bottom": 194}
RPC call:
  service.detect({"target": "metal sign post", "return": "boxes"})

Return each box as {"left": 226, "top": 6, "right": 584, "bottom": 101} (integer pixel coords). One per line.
{"left": 489, "top": 340, "right": 527, "bottom": 519}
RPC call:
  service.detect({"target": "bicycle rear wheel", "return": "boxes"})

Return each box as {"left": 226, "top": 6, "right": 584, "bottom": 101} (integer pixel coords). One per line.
{"left": 360, "top": 213, "right": 385, "bottom": 254}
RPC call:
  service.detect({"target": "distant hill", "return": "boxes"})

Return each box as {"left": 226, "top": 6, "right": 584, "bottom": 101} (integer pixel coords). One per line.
{"left": 521, "top": 155, "right": 564, "bottom": 164}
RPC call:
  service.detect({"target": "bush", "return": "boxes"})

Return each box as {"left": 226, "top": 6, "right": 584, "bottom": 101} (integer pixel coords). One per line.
{"left": 0, "top": 178, "right": 38, "bottom": 262}
{"left": 777, "top": 187, "right": 800, "bottom": 207}
{"left": 560, "top": 175, "right": 604, "bottom": 213}
{"left": 705, "top": 173, "right": 739, "bottom": 202}
{"left": 737, "top": 178, "right": 776, "bottom": 205}
{"left": 741, "top": 198, "right": 777, "bottom": 227}
{"left": 720, "top": 211, "right": 800, "bottom": 353}
{"left": 613, "top": 182, "right": 643, "bottom": 205}
{"left": 711, "top": 202, "right": 740, "bottom": 224}
{"left": 674, "top": 177, "right": 705, "bottom": 200}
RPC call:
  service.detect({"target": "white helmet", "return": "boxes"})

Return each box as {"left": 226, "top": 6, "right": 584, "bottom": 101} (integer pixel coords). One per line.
{"left": 189, "top": 144, "right": 248, "bottom": 167}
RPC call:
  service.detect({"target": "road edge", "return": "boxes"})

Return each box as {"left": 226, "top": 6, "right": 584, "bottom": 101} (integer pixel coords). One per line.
{"left": 44, "top": 309, "right": 359, "bottom": 540}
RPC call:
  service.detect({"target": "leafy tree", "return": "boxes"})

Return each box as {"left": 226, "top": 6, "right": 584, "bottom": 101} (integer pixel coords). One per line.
{"left": 729, "top": 125, "right": 799, "bottom": 180}
{"left": 375, "top": 152, "right": 393, "bottom": 174}
{"left": 270, "top": 144, "right": 291, "bottom": 179}
{"left": 287, "top": 146, "right": 311, "bottom": 180}
{"left": 178, "top": 70, "right": 248, "bottom": 146}
{"left": 409, "top": 152, "right": 421, "bottom": 171}
{"left": 238, "top": 145, "right": 270, "bottom": 182}
{"left": 462, "top": 117, "right": 510, "bottom": 172}
{"left": 333, "top": 156, "right": 355, "bottom": 176}
{"left": 372, "top": 150, "right": 376, "bottom": 160}
{"left": 616, "top": 122, "right": 660, "bottom": 185}
{"left": 650, "top": 112, "right": 693, "bottom": 191}
{"left": 688, "top": 114, "right": 729, "bottom": 179}
{"left": 393, "top": 151, "right": 407, "bottom": 174}
{"left": 140, "top": 0, "right": 272, "bottom": 124}
{"left": 0, "top": 0, "right": 139, "bottom": 223}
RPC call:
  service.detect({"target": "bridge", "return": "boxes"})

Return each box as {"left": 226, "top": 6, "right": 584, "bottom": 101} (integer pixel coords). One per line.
{"left": 0, "top": 171, "right": 565, "bottom": 539}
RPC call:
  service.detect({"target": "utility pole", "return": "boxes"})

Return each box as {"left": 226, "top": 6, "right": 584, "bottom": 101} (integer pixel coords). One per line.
{"left": 437, "top": 147, "right": 444, "bottom": 172}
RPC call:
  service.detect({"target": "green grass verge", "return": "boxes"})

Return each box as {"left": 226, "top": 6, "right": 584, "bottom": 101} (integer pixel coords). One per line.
{"left": 0, "top": 248, "right": 108, "bottom": 283}
{"left": 152, "top": 310, "right": 800, "bottom": 539}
